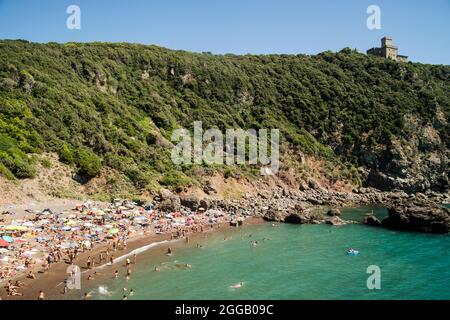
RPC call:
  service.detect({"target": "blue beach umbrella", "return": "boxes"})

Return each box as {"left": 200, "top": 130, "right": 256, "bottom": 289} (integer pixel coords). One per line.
{"left": 2, "top": 236, "right": 13, "bottom": 243}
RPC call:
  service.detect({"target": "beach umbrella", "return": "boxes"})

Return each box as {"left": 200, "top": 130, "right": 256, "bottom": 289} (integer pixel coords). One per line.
{"left": 4, "top": 225, "right": 28, "bottom": 231}
{"left": 60, "top": 241, "right": 78, "bottom": 249}
{"left": 108, "top": 228, "right": 119, "bottom": 235}
{"left": 2, "top": 236, "right": 13, "bottom": 243}
{"left": 23, "top": 250, "right": 38, "bottom": 257}
{"left": 65, "top": 220, "right": 77, "bottom": 226}
{"left": 0, "top": 239, "right": 11, "bottom": 247}
{"left": 83, "top": 240, "right": 92, "bottom": 248}
{"left": 61, "top": 226, "right": 72, "bottom": 231}
{"left": 134, "top": 217, "right": 148, "bottom": 224}
{"left": 22, "top": 221, "right": 34, "bottom": 227}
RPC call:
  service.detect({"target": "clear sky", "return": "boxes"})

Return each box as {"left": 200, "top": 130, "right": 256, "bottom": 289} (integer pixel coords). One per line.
{"left": 0, "top": 0, "right": 449, "bottom": 64}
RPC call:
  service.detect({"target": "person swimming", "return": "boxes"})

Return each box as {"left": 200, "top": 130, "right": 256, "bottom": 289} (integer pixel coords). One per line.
{"left": 83, "top": 292, "right": 92, "bottom": 299}
{"left": 230, "top": 282, "right": 244, "bottom": 289}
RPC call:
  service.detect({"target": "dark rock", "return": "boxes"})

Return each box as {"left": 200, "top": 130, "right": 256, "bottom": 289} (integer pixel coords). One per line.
{"left": 363, "top": 215, "right": 381, "bottom": 226}
{"left": 180, "top": 195, "right": 199, "bottom": 210}
{"left": 157, "top": 188, "right": 180, "bottom": 212}
{"left": 159, "top": 188, "right": 176, "bottom": 200}
{"left": 158, "top": 199, "right": 180, "bottom": 212}
{"left": 383, "top": 205, "right": 450, "bottom": 233}
{"left": 263, "top": 210, "right": 285, "bottom": 222}
{"left": 284, "top": 213, "right": 303, "bottom": 224}
{"left": 307, "top": 179, "right": 320, "bottom": 190}
{"left": 326, "top": 216, "right": 346, "bottom": 226}
{"left": 302, "top": 210, "right": 325, "bottom": 224}
{"left": 326, "top": 208, "right": 341, "bottom": 216}
{"left": 203, "top": 183, "right": 217, "bottom": 195}
{"left": 199, "top": 199, "right": 210, "bottom": 210}
{"left": 299, "top": 181, "right": 309, "bottom": 191}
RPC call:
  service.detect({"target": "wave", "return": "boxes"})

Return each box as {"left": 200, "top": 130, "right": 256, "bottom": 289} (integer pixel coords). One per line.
{"left": 86, "top": 238, "right": 181, "bottom": 272}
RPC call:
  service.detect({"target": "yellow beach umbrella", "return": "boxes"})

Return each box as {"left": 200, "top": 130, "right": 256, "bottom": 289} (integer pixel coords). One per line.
{"left": 4, "top": 225, "right": 28, "bottom": 231}
{"left": 108, "top": 228, "right": 119, "bottom": 235}
{"left": 65, "top": 220, "right": 76, "bottom": 226}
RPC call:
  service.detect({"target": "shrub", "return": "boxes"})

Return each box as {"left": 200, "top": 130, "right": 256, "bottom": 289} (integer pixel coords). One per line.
{"left": 74, "top": 147, "right": 102, "bottom": 178}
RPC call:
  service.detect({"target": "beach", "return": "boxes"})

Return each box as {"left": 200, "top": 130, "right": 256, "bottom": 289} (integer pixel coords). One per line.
{"left": 0, "top": 196, "right": 264, "bottom": 300}
{"left": 77, "top": 209, "right": 450, "bottom": 300}
{"left": 1, "top": 189, "right": 448, "bottom": 300}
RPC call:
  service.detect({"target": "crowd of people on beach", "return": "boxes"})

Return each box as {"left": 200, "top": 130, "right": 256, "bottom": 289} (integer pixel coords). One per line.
{"left": 0, "top": 199, "right": 239, "bottom": 299}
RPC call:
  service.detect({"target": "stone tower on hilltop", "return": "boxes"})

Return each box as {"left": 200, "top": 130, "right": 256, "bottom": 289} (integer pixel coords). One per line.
{"left": 367, "top": 36, "right": 408, "bottom": 62}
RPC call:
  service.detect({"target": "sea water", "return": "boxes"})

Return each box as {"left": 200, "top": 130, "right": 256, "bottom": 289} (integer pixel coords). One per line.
{"left": 86, "top": 207, "right": 450, "bottom": 300}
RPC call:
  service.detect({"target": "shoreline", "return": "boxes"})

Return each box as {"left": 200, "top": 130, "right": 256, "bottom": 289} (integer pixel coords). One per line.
{"left": 1, "top": 216, "right": 265, "bottom": 300}
{"left": 1, "top": 188, "right": 448, "bottom": 300}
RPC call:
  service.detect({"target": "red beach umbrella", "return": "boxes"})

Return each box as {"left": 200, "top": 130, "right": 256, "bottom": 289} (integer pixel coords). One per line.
{"left": 0, "top": 238, "right": 11, "bottom": 247}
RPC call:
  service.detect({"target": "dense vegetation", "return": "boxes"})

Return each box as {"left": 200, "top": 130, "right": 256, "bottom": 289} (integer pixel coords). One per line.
{"left": 0, "top": 40, "right": 448, "bottom": 192}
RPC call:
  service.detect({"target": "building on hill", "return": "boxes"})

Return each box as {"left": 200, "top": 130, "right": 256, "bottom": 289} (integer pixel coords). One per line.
{"left": 367, "top": 36, "right": 408, "bottom": 62}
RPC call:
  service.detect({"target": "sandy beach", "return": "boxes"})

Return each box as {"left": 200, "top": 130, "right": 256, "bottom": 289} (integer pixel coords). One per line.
{"left": 0, "top": 197, "right": 264, "bottom": 301}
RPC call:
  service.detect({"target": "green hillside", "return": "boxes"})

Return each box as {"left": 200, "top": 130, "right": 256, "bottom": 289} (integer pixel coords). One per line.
{"left": 0, "top": 40, "right": 448, "bottom": 193}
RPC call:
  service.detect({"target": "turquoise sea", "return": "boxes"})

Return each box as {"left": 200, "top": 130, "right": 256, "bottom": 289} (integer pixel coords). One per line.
{"left": 86, "top": 206, "right": 450, "bottom": 300}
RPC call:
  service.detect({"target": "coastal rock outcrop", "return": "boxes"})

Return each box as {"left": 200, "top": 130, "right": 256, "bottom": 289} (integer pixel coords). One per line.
{"left": 263, "top": 210, "right": 286, "bottom": 223}
{"left": 156, "top": 188, "right": 181, "bottom": 212}
{"left": 326, "top": 216, "right": 346, "bottom": 226}
{"left": 326, "top": 208, "right": 341, "bottom": 216}
{"left": 382, "top": 205, "right": 450, "bottom": 233}
{"left": 284, "top": 213, "right": 304, "bottom": 224}
{"left": 263, "top": 208, "right": 325, "bottom": 224}
{"left": 363, "top": 214, "right": 381, "bottom": 226}
{"left": 180, "top": 195, "right": 201, "bottom": 211}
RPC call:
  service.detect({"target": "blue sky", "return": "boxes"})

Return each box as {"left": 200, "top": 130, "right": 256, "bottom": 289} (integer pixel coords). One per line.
{"left": 0, "top": 0, "right": 449, "bottom": 64}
